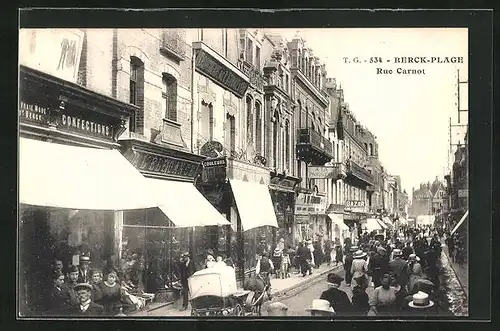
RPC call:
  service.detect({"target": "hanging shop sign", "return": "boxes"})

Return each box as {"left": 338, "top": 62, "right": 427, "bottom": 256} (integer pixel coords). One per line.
{"left": 195, "top": 48, "right": 249, "bottom": 98}
{"left": 19, "top": 29, "right": 84, "bottom": 84}
{"left": 124, "top": 149, "right": 201, "bottom": 179}
{"left": 201, "top": 157, "right": 227, "bottom": 183}
{"left": 345, "top": 200, "right": 366, "bottom": 213}
{"left": 326, "top": 204, "right": 345, "bottom": 214}
{"left": 308, "top": 165, "right": 342, "bottom": 179}
{"left": 295, "top": 193, "right": 325, "bottom": 215}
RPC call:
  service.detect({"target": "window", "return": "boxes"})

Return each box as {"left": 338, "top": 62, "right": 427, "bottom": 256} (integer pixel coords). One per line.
{"left": 162, "top": 73, "right": 178, "bottom": 121}
{"left": 255, "top": 46, "right": 261, "bottom": 69}
{"left": 246, "top": 39, "right": 253, "bottom": 63}
{"left": 129, "top": 57, "right": 144, "bottom": 134}
{"left": 285, "top": 74, "right": 289, "bottom": 93}
{"left": 200, "top": 101, "right": 214, "bottom": 141}
{"left": 369, "top": 143, "right": 373, "bottom": 156}
{"left": 227, "top": 113, "right": 236, "bottom": 154}
{"left": 273, "top": 111, "right": 279, "bottom": 168}
{"left": 255, "top": 102, "right": 262, "bottom": 155}
{"left": 364, "top": 143, "right": 368, "bottom": 151}
{"left": 246, "top": 96, "right": 253, "bottom": 143}
{"left": 285, "top": 120, "right": 290, "bottom": 170}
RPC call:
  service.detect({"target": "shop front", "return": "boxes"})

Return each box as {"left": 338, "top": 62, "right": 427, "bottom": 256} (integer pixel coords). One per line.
{"left": 294, "top": 191, "right": 326, "bottom": 244}
{"left": 119, "top": 139, "right": 230, "bottom": 296}
{"left": 196, "top": 156, "right": 278, "bottom": 284}
{"left": 326, "top": 204, "right": 349, "bottom": 246}
{"left": 269, "top": 171, "right": 300, "bottom": 249}
{"left": 18, "top": 65, "right": 156, "bottom": 316}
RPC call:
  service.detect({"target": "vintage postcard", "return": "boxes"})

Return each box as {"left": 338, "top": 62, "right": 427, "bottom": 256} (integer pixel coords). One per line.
{"left": 18, "top": 13, "right": 473, "bottom": 320}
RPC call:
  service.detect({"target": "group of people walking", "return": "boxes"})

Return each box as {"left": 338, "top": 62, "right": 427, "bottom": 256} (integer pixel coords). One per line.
{"left": 304, "top": 226, "right": 446, "bottom": 317}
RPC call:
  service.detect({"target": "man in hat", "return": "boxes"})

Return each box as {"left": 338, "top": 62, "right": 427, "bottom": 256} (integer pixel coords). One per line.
{"left": 179, "top": 252, "right": 196, "bottom": 311}
{"left": 306, "top": 299, "right": 336, "bottom": 317}
{"left": 344, "top": 246, "right": 357, "bottom": 286}
{"left": 297, "top": 241, "right": 312, "bottom": 277}
{"left": 389, "top": 249, "right": 408, "bottom": 289}
{"left": 66, "top": 265, "right": 80, "bottom": 306}
{"left": 319, "top": 273, "right": 353, "bottom": 316}
{"left": 65, "top": 283, "right": 104, "bottom": 316}
{"left": 407, "top": 291, "right": 436, "bottom": 316}
{"left": 402, "top": 242, "right": 414, "bottom": 260}
{"left": 78, "top": 254, "right": 92, "bottom": 283}
{"left": 256, "top": 251, "right": 274, "bottom": 299}
{"left": 368, "top": 246, "right": 387, "bottom": 288}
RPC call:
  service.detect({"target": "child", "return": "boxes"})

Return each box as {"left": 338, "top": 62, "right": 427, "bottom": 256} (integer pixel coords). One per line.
{"left": 280, "top": 249, "right": 292, "bottom": 279}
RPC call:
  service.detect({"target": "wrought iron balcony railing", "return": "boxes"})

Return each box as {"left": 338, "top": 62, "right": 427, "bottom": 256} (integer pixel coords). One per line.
{"left": 296, "top": 128, "right": 333, "bottom": 160}
{"left": 346, "top": 160, "right": 374, "bottom": 186}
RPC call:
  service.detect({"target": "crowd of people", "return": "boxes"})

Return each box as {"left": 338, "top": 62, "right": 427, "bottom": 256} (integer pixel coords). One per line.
{"left": 301, "top": 224, "right": 449, "bottom": 317}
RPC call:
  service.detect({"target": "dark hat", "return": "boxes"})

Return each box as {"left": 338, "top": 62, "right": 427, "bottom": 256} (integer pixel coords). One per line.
{"left": 74, "top": 283, "right": 92, "bottom": 292}
{"left": 326, "top": 273, "right": 343, "bottom": 285}
{"left": 68, "top": 265, "right": 79, "bottom": 273}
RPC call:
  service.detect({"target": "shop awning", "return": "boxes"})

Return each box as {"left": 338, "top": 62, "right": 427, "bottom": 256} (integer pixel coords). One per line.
{"left": 451, "top": 210, "right": 468, "bottom": 235}
{"left": 144, "top": 178, "right": 230, "bottom": 228}
{"left": 362, "top": 218, "right": 384, "bottom": 232}
{"left": 229, "top": 179, "right": 278, "bottom": 231}
{"left": 19, "top": 138, "right": 158, "bottom": 210}
{"left": 382, "top": 216, "right": 393, "bottom": 228}
{"left": 398, "top": 217, "right": 408, "bottom": 225}
{"left": 328, "top": 214, "right": 349, "bottom": 231}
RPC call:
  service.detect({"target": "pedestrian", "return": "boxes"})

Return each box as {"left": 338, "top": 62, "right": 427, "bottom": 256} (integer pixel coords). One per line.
{"left": 407, "top": 291, "right": 437, "bottom": 316}
{"left": 344, "top": 246, "right": 356, "bottom": 286}
{"left": 319, "top": 273, "right": 353, "bottom": 316}
{"left": 324, "top": 240, "right": 332, "bottom": 266}
{"left": 313, "top": 240, "right": 323, "bottom": 268}
{"left": 351, "top": 250, "right": 368, "bottom": 290}
{"left": 66, "top": 265, "right": 80, "bottom": 307}
{"left": 46, "top": 271, "right": 72, "bottom": 315}
{"left": 335, "top": 244, "right": 343, "bottom": 265}
{"left": 388, "top": 249, "right": 408, "bottom": 289}
{"left": 305, "top": 299, "right": 335, "bottom": 317}
{"left": 255, "top": 252, "right": 274, "bottom": 300}
{"left": 297, "top": 242, "right": 312, "bottom": 276}
{"left": 78, "top": 254, "right": 92, "bottom": 283}
{"left": 64, "top": 283, "right": 105, "bottom": 316}
{"left": 179, "top": 252, "right": 196, "bottom": 311}
{"left": 368, "top": 247, "right": 387, "bottom": 288}
{"left": 402, "top": 242, "right": 414, "bottom": 260}
{"left": 351, "top": 284, "right": 370, "bottom": 316}
{"left": 368, "top": 273, "right": 398, "bottom": 316}
{"left": 407, "top": 254, "right": 423, "bottom": 294}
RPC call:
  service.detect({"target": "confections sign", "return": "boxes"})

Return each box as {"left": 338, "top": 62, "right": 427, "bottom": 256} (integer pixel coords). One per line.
{"left": 19, "top": 29, "right": 84, "bottom": 84}
{"left": 125, "top": 150, "right": 201, "bottom": 179}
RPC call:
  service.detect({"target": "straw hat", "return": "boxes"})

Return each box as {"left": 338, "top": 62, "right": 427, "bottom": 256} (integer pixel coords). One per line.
{"left": 392, "top": 249, "right": 403, "bottom": 257}
{"left": 74, "top": 283, "right": 92, "bottom": 292}
{"left": 305, "top": 299, "right": 335, "bottom": 314}
{"left": 349, "top": 246, "right": 359, "bottom": 252}
{"left": 408, "top": 291, "right": 434, "bottom": 309}
{"left": 353, "top": 250, "right": 367, "bottom": 259}
{"left": 409, "top": 254, "right": 421, "bottom": 261}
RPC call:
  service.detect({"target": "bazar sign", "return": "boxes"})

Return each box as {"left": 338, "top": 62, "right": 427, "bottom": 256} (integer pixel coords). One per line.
{"left": 195, "top": 49, "right": 249, "bottom": 98}
{"left": 308, "top": 165, "right": 340, "bottom": 179}
{"left": 346, "top": 200, "right": 365, "bottom": 208}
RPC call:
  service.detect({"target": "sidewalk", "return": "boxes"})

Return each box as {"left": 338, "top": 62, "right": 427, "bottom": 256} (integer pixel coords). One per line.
{"left": 442, "top": 246, "right": 468, "bottom": 297}
{"left": 131, "top": 263, "right": 343, "bottom": 317}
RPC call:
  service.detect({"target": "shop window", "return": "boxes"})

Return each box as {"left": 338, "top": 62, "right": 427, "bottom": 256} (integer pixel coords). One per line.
{"left": 255, "top": 102, "right": 262, "bottom": 155}
{"left": 129, "top": 57, "right": 144, "bottom": 134}
{"left": 162, "top": 73, "right": 178, "bottom": 122}
{"left": 200, "top": 101, "right": 214, "bottom": 141}
{"left": 246, "top": 96, "right": 253, "bottom": 143}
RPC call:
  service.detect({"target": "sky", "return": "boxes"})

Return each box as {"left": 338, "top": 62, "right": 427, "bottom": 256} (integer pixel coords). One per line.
{"left": 267, "top": 28, "right": 468, "bottom": 197}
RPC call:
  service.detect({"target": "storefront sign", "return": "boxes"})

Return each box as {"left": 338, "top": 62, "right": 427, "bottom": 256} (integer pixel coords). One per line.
{"left": 126, "top": 150, "right": 201, "bottom": 179}
{"left": 326, "top": 204, "right": 345, "bottom": 214}
{"left": 201, "top": 157, "right": 227, "bottom": 183}
{"left": 19, "top": 29, "right": 84, "bottom": 84}
{"left": 345, "top": 200, "right": 366, "bottom": 213}
{"left": 308, "top": 165, "right": 341, "bottom": 179}
{"left": 19, "top": 101, "right": 49, "bottom": 124}
{"left": 195, "top": 49, "right": 249, "bottom": 98}
{"left": 295, "top": 193, "right": 325, "bottom": 215}
{"left": 60, "top": 114, "right": 111, "bottom": 138}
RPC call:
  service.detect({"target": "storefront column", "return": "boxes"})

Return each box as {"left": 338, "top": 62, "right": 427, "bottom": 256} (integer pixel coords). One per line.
{"left": 113, "top": 211, "right": 124, "bottom": 267}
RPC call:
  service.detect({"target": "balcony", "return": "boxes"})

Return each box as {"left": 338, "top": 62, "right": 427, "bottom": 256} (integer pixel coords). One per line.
{"left": 346, "top": 160, "right": 374, "bottom": 186}
{"left": 237, "top": 59, "right": 264, "bottom": 92}
{"left": 160, "top": 30, "right": 187, "bottom": 61}
{"left": 296, "top": 128, "right": 333, "bottom": 165}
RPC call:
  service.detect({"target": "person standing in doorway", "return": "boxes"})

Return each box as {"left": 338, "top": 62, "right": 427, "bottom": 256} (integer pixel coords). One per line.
{"left": 179, "top": 252, "right": 196, "bottom": 311}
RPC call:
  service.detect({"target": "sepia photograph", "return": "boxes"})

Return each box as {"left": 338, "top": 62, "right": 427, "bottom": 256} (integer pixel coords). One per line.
{"left": 18, "top": 13, "right": 475, "bottom": 320}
